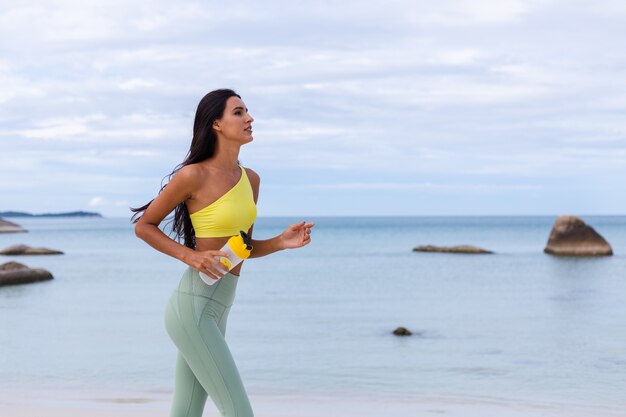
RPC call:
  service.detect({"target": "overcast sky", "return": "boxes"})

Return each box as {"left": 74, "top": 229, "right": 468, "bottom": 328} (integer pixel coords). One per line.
{"left": 1, "top": 0, "right": 625, "bottom": 217}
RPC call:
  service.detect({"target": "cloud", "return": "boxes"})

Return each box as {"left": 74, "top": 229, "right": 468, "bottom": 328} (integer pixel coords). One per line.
{"left": 0, "top": 72, "right": 45, "bottom": 104}
{"left": 88, "top": 196, "right": 129, "bottom": 211}
{"left": 88, "top": 196, "right": 106, "bottom": 207}
{"left": 401, "top": 0, "right": 542, "bottom": 25}
{"left": 7, "top": 112, "right": 185, "bottom": 146}
{"left": 17, "top": 116, "right": 97, "bottom": 140}
{"left": 118, "top": 78, "right": 157, "bottom": 90}
{"left": 285, "top": 182, "right": 544, "bottom": 192}
{"left": 1, "top": 0, "right": 625, "bottom": 216}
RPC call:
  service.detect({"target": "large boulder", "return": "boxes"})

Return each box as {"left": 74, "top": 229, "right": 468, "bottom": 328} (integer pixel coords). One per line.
{"left": 0, "top": 218, "right": 26, "bottom": 233}
{"left": 0, "top": 244, "right": 64, "bottom": 255}
{"left": 544, "top": 216, "right": 613, "bottom": 256}
{"left": 0, "top": 261, "right": 53, "bottom": 286}
{"left": 413, "top": 245, "right": 493, "bottom": 254}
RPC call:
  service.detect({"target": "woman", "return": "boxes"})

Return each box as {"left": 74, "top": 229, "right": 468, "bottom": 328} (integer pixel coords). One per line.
{"left": 131, "top": 88, "right": 314, "bottom": 417}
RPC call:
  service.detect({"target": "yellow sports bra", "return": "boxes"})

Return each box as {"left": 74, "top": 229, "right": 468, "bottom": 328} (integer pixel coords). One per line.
{"left": 189, "top": 165, "right": 257, "bottom": 238}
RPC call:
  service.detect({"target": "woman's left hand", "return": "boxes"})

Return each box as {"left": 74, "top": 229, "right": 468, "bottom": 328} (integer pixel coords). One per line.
{"left": 279, "top": 221, "right": 315, "bottom": 249}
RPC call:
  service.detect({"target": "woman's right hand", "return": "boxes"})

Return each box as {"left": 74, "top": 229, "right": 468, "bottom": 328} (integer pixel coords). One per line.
{"left": 185, "top": 249, "right": 230, "bottom": 281}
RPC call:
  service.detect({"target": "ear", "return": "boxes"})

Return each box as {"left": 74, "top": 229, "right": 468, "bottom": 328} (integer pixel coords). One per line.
{"left": 212, "top": 121, "right": 221, "bottom": 131}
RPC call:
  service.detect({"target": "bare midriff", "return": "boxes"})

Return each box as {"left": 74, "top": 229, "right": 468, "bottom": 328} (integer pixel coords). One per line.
{"left": 195, "top": 236, "right": 246, "bottom": 276}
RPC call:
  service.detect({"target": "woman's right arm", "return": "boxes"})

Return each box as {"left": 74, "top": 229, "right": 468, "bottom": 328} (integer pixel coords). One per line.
{"left": 134, "top": 166, "right": 228, "bottom": 279}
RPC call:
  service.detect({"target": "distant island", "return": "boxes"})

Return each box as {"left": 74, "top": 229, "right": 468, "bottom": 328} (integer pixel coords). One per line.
{"left": 0, "top": 211, "right": 103, "bottom": 218}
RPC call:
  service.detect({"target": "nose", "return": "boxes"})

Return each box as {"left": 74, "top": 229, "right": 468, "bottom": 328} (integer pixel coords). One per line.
{"left": 247, "top": 112, "right": 254, "bottom": 123}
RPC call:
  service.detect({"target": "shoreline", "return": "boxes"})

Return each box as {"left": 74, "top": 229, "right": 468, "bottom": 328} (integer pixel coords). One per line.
{"left": 1, "top": 389, "right": 624, "bottom": 417}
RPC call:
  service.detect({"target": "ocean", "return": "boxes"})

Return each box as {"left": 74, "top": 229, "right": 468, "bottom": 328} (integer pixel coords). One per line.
{"left": 1, "top": 216, "right": 625, "bottom": 413}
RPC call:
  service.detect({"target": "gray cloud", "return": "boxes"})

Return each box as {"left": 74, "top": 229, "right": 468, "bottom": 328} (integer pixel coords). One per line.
{"left": 1, "top": 0, "right": 625, "bottom": 216}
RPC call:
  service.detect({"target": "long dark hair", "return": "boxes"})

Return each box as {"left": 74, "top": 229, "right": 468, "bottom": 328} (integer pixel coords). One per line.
{"left": 130, "top": 88, "right": 241, "bottom": 249}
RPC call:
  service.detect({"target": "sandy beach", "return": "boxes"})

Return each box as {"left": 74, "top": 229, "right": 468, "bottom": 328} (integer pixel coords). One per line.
{"left": 1, "top": 391, "right": 625, "bottom": 417}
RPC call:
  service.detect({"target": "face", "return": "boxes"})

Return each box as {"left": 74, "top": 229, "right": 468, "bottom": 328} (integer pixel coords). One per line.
{"left": 213, "top": 96, "right": 254, "bottom": 144}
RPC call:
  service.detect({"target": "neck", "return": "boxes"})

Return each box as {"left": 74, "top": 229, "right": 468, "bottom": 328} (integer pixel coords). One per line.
{"left": 210, "top": 137, "right": 241, "bottom": 170}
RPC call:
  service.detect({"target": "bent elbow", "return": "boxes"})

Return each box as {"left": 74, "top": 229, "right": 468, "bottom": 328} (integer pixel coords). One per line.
{"left": 134, "top": 222, "right": 146, "bottom": 240}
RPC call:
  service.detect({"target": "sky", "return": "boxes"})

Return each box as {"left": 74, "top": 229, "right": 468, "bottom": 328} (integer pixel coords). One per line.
{"left": 1, "top": 0, "right": 625, "bottom": 217}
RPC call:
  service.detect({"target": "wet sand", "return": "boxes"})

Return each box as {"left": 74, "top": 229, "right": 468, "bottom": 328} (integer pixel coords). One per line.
{"left": 1, "top": 392, "right": 624, "bottom": 417}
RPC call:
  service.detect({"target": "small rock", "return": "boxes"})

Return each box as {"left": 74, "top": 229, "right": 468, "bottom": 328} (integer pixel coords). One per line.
{"left": 0, "top": 218, "right": 27, "bottom": 233}
{"left": 0, "top": 262, "right": 53, "bottom": 286}
{"left": 393, "top": 327, "right": 412, "bottom": 336}
{"left": 0, "top": 244, "right": 64, "bottom": 255}
{"left": 413, "top": 245, "right": 493, "bottom": 254}
{"left": 544, "top": 216, "right": 613, "bottom": 256}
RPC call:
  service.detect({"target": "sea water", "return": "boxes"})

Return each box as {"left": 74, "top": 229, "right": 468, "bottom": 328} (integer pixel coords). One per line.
{"left": 0, "top": 216, "right": 625, "bottom": 410}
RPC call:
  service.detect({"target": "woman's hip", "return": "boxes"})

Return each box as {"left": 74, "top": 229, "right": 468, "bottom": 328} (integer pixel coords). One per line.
{"left": 174, "top": 266, "right": 239, "bottom": 306}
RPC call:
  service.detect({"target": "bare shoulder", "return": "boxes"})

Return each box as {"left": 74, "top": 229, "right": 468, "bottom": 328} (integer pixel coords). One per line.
{"left": 137, "top": 164, "right": 203, "bottom": 226}
{"left": 243, "top": 166, "right": 260, "bottom": 185}
{"left": 243, "top": 166, "right": 260, "bottom": 203}
{"left": 177, "top": 163, "right": 202, "bottom": 177}
{"left": 163, "top": 164, "right": 205, "bottom": 202}
{"left": 173, "top": 164, "right": 204, "bottom": 187}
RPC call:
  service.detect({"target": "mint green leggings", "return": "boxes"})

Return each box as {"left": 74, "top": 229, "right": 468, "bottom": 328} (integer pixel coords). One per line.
{"left": 164, "top": 267, "right": 254, "bottom": 417}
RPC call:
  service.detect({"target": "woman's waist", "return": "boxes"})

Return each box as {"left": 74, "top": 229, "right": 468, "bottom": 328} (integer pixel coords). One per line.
{"left": 175, "top": 266, "right": 239, "bottom": 305}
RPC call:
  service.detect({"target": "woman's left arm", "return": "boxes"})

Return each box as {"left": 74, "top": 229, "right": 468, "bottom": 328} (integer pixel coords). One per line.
{"left": 244, "top": 167, "right": 314, "bottom": 259}
{"left": 249, "top": 221, "right": 315, "bottom": 258}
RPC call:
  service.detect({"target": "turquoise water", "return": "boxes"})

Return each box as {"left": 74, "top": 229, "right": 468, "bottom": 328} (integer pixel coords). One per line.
{"left": 0, "top": 216, "right": 625, "bottom": 408}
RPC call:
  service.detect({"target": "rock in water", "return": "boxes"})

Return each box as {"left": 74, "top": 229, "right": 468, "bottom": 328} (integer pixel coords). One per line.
{"left": 0, "top": 218, "right": 26, "bottom": 233}
{"left": 544, "top": 216, "right": 613, "bottom": 256}
{"left": 413, "top": 245, "right": 493, "bottom": 254}
{"left": 393, "top": 327, "right": 412, "bottom": 336}
{"left": 0, "top": 244, "right": 64, "bottom": 255}
{"left": 0, "top": 261, "right": 53, "bottom": 286}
